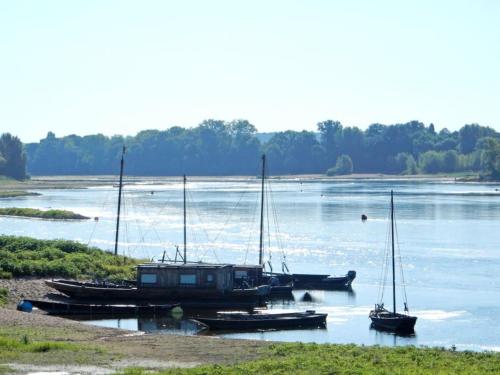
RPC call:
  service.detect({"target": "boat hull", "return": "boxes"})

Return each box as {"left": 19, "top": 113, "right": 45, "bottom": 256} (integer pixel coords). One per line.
{"left": 263, "top": 271, "right": 356, "bottom": 290}
{"left": 195, "top": 312, "right": 327, "bottom": 331}
{"left": 369, "top": 310, "right": 417, "bottom": 333}
{"left": 21, "top": 299, "right": 179, "bottom": 316}
{"left": 45, "top": 279, "right": 264, "bottom": 308}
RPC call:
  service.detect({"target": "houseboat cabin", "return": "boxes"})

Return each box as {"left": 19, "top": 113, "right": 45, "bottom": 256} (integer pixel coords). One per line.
{"left": 135, "top": 262, "right": 269, "bottom": 302}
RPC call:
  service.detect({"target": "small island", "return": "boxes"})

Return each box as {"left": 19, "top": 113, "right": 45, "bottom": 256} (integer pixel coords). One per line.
{"left": 0, "top": 207, "right": 89, "bottom": 220}
{"left": 0, "top": 191, "right": 41, "bottom": 198}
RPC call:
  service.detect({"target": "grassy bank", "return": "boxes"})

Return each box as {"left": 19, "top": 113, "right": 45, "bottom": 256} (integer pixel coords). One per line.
{"left": 0, "top": 235, "right": 141, "bottom": 280}
{"left": 0, "top": 190, "right": 40, "bottom": 198}
{"left": 0, "top": 326, "right": 109, "bottom": 371}
{"left": 0, "top": 207, "right": 89, "bottom": 220}
{"left": 119, "top": 343, "right": 500, "bottom": 375}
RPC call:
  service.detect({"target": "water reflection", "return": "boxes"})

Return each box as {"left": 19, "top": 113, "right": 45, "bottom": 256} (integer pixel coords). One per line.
{"left": 81, "top": 316, "right": 206, "bottom": 336}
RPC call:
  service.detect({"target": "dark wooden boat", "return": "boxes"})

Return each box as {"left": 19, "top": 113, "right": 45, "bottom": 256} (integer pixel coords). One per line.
{"left": 369, "top": 306, "right": 417, "bottom": 333}
{"left": 255, "top": 155, "right": 355, "bottom": 292}
{"left": 21, "top": 298, "right": 180, "bottom": 316}
{"left": 195, "top": 310, "right": 327, "bottom": 331}
{"left": 262, "top": 270, "right": 356, "bottom": 290}
{"left": 46, "top": 263, "right": 269, "bottom": 307}
{"left": 369, "top": 191, "right": 417, "bottom": 333}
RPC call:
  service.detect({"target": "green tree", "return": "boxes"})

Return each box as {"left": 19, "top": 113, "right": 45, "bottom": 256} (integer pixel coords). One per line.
{"left": 442, "top": 150, "right": 459, "bottom": 172}
{"left": 459, "top": 124, "right": 496, "bottom": 154}
{"left": 405, "top": 155, "right": 418, "bottom": 174}
{"left": 326, "top": 154, "right": 353, "bottom": 176}
{"left": 0, "top": 133, "right": 26, "bottom": 179}
{"left": 419, "top": 151, "right": 443, "bottom": 173}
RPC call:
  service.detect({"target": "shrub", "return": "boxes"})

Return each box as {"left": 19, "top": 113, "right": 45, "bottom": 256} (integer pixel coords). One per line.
{"left": 326, "top": 154, "right": 353, "bottom": 176}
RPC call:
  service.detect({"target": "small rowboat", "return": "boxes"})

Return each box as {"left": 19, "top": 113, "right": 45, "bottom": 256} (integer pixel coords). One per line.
{"left": 194, "top": 310, "right": 327, "bottom": 331}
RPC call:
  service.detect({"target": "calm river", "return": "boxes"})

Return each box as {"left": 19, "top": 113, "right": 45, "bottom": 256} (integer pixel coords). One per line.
{"left": 1, "top": 177, "right": 499, "bottom": 351}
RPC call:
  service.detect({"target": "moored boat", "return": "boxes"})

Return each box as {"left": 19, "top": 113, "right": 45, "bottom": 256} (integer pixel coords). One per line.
{"left": 46, "top": 262, "right": 269, "bottom": 307}
{"left": 369, "top": 190, "right": 417, "bottom": 333}
{"left": 256, "top": 154, "right": 356, "bottom": 292}
{"left": 262, "top": 271, "right": 356, "bottom": 290}
{"left": 195, "top": 310, "right": 327, "bottom": 331}
{"left": 20, "top": 298, "right": 180, "bottom": 316}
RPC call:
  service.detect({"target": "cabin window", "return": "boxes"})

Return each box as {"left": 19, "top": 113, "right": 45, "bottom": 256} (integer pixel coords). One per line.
{"left": 206, "top": 274, "right": 215, "bottom": 283}
{"left": 234, "top": 270, "right": 248, "bottom": 279}
{"left": 141, "top": 274, "right": 157, "bottom": 284}
{"left": 179, "top": 274, "right": 197, "bottom": 285}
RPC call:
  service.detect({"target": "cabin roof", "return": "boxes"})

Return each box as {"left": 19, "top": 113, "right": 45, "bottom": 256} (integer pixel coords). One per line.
{"left": 137, "top": 262, "right": 234, "bottom": 270}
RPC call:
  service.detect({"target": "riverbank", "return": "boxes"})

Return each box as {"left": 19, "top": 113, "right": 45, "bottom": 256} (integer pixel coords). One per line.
{"left": 0, "top": 173, "right": 483, "bottom": 192}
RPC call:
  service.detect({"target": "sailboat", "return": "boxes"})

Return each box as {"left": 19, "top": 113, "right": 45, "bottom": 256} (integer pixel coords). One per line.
{"left": 46, "top": 148, "right": 269, "bottom": 308}
{"left": 256, "top": 154, "right": 356, "bottom": 291}
{"left": 369, "top": 190, "right": 417, "bottom": 333}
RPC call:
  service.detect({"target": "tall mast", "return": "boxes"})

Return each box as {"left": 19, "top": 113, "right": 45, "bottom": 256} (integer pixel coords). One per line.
{"left": 259, "top": 154, "right": 266, "bottom": 266}
{"left": 391, "top": 190, "right": 396, "bottom": 314}
{"left": 183, "top": 174, "right": 187, "bottom": 264}
{"left": 114, "top": 146, "right": 126, "bottom": 256}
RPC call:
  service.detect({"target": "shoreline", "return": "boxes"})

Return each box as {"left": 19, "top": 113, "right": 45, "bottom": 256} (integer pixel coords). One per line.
{"left": 0, "top": 173, "right": 485, "bottom": 191}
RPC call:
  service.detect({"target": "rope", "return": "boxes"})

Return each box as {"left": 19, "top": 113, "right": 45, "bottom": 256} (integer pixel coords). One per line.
{"left": 394, "top": 215, "right": 410, "bottom": 310}
{"left": 86, "top": 187, "right": 113, "bottom": 247}
{"left": 243, "top": 185, "right": 260, "bottom": 264}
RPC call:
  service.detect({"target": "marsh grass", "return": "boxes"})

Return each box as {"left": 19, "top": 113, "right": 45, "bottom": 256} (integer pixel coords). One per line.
{"left": 0, "top": 207, "right": 88, "bottom": 220}
{"left": 0, "top": 191, "right": 40, "bottom": 198}
{"left": 116, "top": 343, "right": 500, "bottom": 375}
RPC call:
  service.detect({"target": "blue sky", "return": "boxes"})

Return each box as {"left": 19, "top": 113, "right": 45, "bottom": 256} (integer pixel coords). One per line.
{"left": 1, "top": 0, "right": 499, "bottom": 142}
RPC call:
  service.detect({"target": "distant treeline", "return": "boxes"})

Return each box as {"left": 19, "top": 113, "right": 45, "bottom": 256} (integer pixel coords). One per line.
{"left": 15, "top": 120, "right": 500, "bottom": 179}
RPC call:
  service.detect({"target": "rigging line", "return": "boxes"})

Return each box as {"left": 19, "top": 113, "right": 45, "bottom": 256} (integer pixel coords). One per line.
{"left": 86, "top": 187, "right": 113, "bottom": 247}
{"left": 134, "top": 188, "right": 172, "bottom": 247}
{"left": 378, "top": 207, "right": 392, "bottom": 304}
{"left": 188, "top": 189, "right": 213, "bottom": 244}
{"left": 268, "top": 179, "right": 286, "bottom": 256}
{"left": 188, "top": 189, "right": 215, "bottom": 261}
{"left": 266, "top": 182, "right": 272, "bottom": 263}
{"left": 127, "top": 189, "right": 167, "bottom": 261}
{"left": 125, "top": 191, "right": 149, "bottom": 258}
{"left": 185, "top": 187, "right": 216, "bottom": 263}
{"left": 127, "top": 187, "right": 176, "bottom": 246}
{"left": 120, "top": 188, "right": 129, "bottom": 258}
{"left": 394, "top": 216, "right": 409, "bottom": 306}
{"left": 211, "top": 181, "right": 255, "bottom": 244}
{"left": 243, "top": 181, "right": 261, "bottom": 264}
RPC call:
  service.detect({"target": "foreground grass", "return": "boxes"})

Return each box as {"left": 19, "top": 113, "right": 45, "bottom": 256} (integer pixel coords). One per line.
{"left": 0, "top": 326, "right": 109, "bottom": 366}
{"left": 117, "top": 343, "right": 500, "bottom": 375}
{"left": 0, "top": 235, "right": 142, "bottom": 280}
{"left": 0, "top": 207, "right": 89, "bottom": 220}
{"left": 0, "top": 190, "right": 40, "bottom": 198}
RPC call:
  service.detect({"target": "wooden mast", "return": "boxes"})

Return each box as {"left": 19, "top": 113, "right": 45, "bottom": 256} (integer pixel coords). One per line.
{"left": 391, "top": 190, "right": 396, "bottom": 314}
{"left": 183, "top": 174, "right": 187, "bottom": 264}
{"left": 259, "top": 154, "right": 266, "bottom": 266}
{"left": 114, "top": 146, "right": 126, "bottom": 256}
